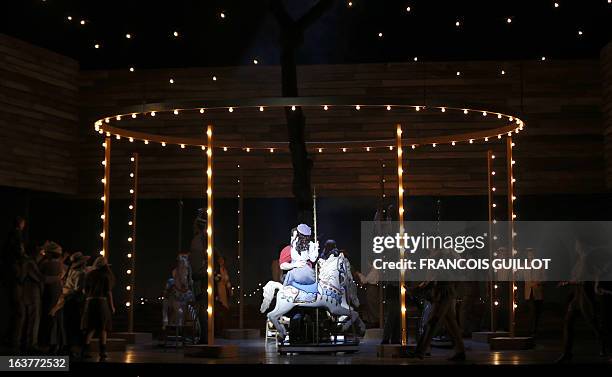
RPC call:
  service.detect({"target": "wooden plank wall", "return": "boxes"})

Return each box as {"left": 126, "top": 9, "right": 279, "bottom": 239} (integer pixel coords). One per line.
{"left": 0, "top": 34, "right": 79, "bottom": 195}
{"left": 79, "top": 58, "right": 605, "bottom": 199}
{"left": 602, "top": 41, "right": 612, "bottom": 189}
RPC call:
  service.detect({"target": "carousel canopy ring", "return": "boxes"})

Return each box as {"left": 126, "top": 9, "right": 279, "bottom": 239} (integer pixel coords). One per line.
{"left": 94, "top": 96, "right": 525, "bottom": 150}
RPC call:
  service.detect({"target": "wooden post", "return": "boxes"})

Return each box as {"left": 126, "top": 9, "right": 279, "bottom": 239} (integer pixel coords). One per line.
{"left": 102, "top": 137, "right": 111, "bottom": 258}
{"left": 396, "top": 124, "right": 407, "bottom": 346}
{"left": 128, "top": 153, "right": 139, "bottom": 333}
{"left": 206, "top": 126, "right": 215, "bottom": 345}
{"left": 506, "top": 136, "right": 516, "bottom": 337}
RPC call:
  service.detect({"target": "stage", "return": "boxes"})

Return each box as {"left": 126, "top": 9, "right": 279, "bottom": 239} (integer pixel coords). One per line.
{"left": 74, "top": 338, "right": 609, "bottom": 366}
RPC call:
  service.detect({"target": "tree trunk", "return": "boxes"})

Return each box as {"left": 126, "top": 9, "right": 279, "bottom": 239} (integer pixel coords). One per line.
{"left": 271, "top": 0, "right": 331, "bottom": 225}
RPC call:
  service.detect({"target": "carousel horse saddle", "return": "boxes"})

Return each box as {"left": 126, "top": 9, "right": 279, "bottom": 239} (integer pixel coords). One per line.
{"left": 290, "top": 282, "right": 319, "bottom": 294}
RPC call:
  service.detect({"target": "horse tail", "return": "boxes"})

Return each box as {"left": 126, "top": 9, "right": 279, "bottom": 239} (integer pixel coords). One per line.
{"left": 260, "top": 281, "right": 283, "bottom": 313}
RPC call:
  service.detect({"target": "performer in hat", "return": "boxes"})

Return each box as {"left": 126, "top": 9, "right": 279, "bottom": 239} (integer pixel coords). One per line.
{"left": 81, "top": 256, "right": 115, "bottom": 361}
{"left": 38, "top": 242, "right": 66, "bottom": 353}
{"left": 282, "top": 224, "right": 318, "bottom": 287}
{"left": 52, "top": 251, "right": 90, "bottom": 357}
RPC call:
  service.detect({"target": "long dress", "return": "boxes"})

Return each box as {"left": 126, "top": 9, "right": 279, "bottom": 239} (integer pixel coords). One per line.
{"left": 215, "top": 266, "right": 231, "bottom": 335}
{"left": 38, "top": 258, "right": 65, "bottom": 350}
{"left": 63, "top": 267, "right": 86, "bottom": 346}
{"left": 81, "top": 269, "right": 113, "bottom": 332}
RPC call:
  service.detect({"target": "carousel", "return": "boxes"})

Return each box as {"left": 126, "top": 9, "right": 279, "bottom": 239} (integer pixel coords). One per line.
{"left": 93, "top": 96, "right": 525, "bottom": 355}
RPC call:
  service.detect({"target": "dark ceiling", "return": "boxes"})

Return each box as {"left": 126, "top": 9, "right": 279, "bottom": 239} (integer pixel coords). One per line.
{"left": 2, "top": 0, "right": 611, "bottom": 70}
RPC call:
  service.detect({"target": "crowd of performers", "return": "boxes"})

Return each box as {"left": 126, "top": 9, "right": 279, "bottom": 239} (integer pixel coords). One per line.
{"left": 1, "top": 217, "right": 116, "bottom": 361}
{"left": 4, "top": 212, "right": 612, "bottom": 364}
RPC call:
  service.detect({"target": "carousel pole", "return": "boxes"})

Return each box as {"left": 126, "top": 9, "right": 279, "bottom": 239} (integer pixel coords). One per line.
{"left": 396, "top": 124, "right": 407, "bottom": 346}
{"left": 487, "top": 150, "right": 496, "bottom": 332}
{"left": 206, "top": 126, "right": 215, "bottom": 345}
{"left": 506, "top": 136, "right": 516, "bottom": 337}
{"left": 102, "top": 137, "right": 111, "bottom": 258}
{"left": 237, "top": 162, "right": 244, "bottom": 329}
{"left": 127, "top": 153, "right": 139, "bottom": 333}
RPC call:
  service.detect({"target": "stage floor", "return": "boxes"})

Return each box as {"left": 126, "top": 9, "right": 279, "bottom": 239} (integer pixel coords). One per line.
{"left": 77, "top": 338, "right": 610, "bottom": 366}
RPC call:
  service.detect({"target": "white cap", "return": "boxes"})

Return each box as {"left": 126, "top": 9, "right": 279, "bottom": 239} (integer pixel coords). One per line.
{"left": 297, "top": 224, "right": 312, "bottom": 236}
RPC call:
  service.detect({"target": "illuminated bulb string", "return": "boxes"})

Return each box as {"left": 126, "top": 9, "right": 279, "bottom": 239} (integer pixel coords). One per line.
{"left": 126, "top": 154, "right": 138, "bottom": 331}
{"left": 206, "top": 126, "right": 214, "bottom": 344}
{"left": 396, "top": 124, "right": 407, "bottom": 346}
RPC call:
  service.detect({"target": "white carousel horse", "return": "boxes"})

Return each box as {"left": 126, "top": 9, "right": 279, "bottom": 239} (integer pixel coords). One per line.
{"left": 260, "top": 253, "right": 365, "bottom": 338}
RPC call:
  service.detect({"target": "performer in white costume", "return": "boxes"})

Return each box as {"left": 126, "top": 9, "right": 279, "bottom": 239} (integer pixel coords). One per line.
{"left": 281, "top": 224, "right": 318, "bottom": 287}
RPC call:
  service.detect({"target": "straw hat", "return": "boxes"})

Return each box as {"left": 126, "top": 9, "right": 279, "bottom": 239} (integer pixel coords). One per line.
{"left": 92, "top": 256, "right": 110, "bottom": 270}
{"left": 70, "top": 252, "right": 91, "bottom": 267}
{"left": 44, "top": 241, "right": 63, "bottom": 256}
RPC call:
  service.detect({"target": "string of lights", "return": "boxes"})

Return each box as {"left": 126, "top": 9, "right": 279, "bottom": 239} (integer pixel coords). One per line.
{"left": 237, "top": 162, "right": 244, "bottom": 329}
{"left": 126, "top": 153, "right": 139, "bottom": 332}
{"left": 507, "top": 136, "right": 518, "bottom": 336}
{"left": 205, "top": 125, "right": 215, "bottom": 345}
{"left": 100, "top": 137, "right": 110, "bottom": 257}
{"left": 396, "top": 124, "right": 407, "bottom": 347}
{"left": 487, "top": 150, "right": 499, "bottom": 331}
{"left": 94, "top": 103, "right": 525, "bottom": 152}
